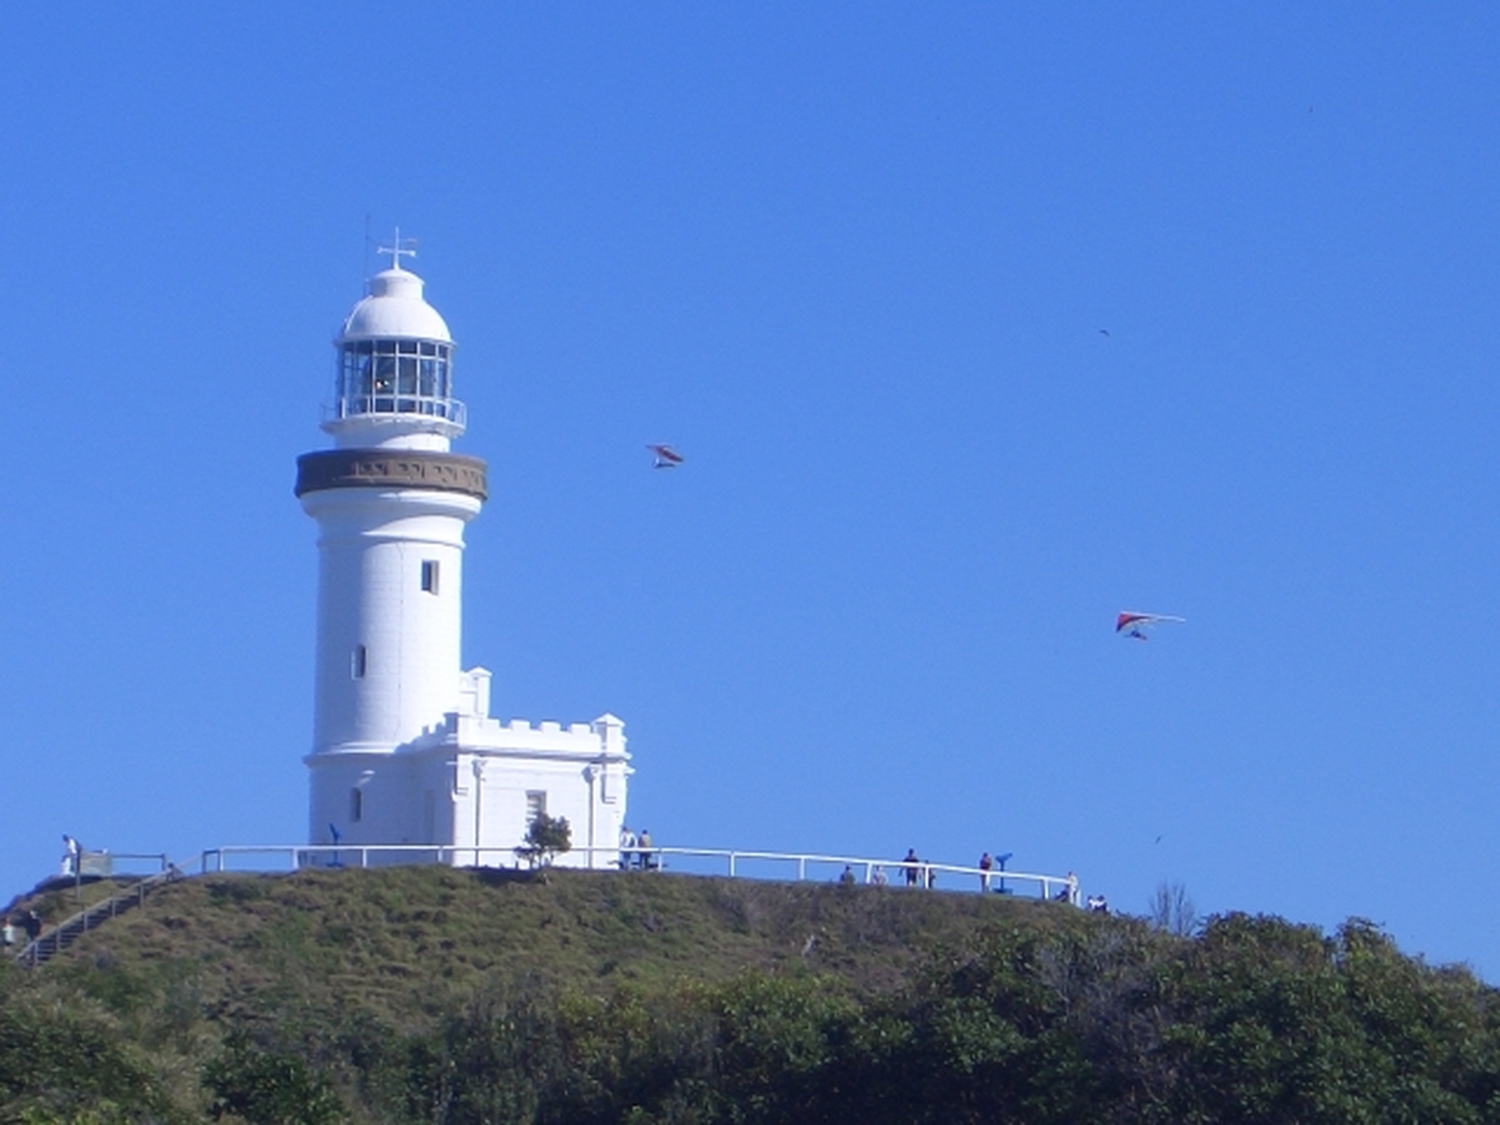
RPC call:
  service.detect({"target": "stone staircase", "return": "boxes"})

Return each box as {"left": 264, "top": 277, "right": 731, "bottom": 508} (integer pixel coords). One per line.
{"left": 12, "top": 864, "right": 184, "bottom": 968}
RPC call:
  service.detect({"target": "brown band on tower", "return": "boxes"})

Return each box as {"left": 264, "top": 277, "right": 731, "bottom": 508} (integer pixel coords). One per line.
{"left": 295, "top": 450, "right": 488, "bottom": 500}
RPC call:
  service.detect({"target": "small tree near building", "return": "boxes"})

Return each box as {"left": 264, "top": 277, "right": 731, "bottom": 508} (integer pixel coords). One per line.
{"left": 515, "top": 813, "right": 572, "bottom": 869}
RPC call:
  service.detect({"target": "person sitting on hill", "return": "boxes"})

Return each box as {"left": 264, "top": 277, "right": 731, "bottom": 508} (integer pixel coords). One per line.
{"left": 838, "top": 865, "right": 856, "bottom": 886}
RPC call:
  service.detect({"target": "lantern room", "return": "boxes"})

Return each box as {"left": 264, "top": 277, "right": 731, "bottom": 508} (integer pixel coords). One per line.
{"left": 323, "top": 261, "right": 466, "bottom": 449}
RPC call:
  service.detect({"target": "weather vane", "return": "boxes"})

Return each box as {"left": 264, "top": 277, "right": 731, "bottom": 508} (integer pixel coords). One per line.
{"left": 376, "top": 227, "right": 418, "bottom": 270}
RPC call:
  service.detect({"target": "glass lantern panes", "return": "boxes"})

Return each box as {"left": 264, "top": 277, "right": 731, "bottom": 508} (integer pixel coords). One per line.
{"left": 335, "top": 339, "right": 455, "bottom": 419}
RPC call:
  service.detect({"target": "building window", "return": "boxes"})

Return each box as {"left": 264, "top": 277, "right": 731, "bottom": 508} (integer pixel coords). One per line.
{"left": 525, "top": 790, "right": 546, "bottom": 827}
{"left": 351, "top": 644, "right": 367, "bottom": 679}
{"left": 350, "top": 788, "right": 363, "bottom": 823}
{"left": 421, "top": 560, "right": 440, "bottom": 594}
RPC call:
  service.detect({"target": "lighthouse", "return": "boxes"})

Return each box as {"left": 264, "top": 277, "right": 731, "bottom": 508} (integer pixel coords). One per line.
{"left": 296, "top": 241, "right": 631, "bottom": 866}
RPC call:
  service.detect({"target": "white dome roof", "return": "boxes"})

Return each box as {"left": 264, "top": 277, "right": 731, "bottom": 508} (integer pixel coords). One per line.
{"left": 337, "top": 267, "right": 452, "bottom": 343}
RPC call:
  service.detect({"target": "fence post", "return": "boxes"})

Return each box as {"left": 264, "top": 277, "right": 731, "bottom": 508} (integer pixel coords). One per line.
{"left": 729, "top": 852, "right": 737, "bottom": 878}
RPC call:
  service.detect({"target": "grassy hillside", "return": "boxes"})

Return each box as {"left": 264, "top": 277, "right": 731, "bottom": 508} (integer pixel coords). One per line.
{"left": 32, "top": 867, "right": 1073, "bottom": 1024}
{"left": 5, "top": 867, "right": 1500, "bottom": 1124}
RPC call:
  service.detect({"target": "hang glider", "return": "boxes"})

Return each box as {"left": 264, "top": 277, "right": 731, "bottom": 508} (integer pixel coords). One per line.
{"left": 1116, "top": 611, "right": 1185, "bottom": 641}
{"left": 646, "top": 444, "right": 684, "bottom": 469}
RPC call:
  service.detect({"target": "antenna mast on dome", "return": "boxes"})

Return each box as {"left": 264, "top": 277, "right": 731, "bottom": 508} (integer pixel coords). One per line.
{"left": 376, "top": 227, "right": 418, "bottom": 270}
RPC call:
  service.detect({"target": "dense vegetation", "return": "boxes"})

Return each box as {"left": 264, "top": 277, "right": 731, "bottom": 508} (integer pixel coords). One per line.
{"left": 4, "top": 867, "right": 1500, "bottom": 1124}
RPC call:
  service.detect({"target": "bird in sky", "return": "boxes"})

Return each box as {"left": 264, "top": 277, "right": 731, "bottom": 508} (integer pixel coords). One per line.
{"left": 1099, "top": 328, "right": 1111, "bottom": 337}
{"left": 646, "top": 443, "right": 684, "bottom": 469}
{"left": 1116, "top": 611, "right": 1185, "bottom": 641}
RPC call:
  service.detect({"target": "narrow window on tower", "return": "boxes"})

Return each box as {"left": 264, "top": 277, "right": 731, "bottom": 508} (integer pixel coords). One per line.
{"left": 350, "top": 788, "right": 363, "bottom": 823}
{"left": 421, "top": 560, "right": 440, "bottom": 595}
{"left": 351, "top": 644, "right": 367, "bottom": 679}
{"left": 525, "top": 790, "right": 547, "bottom": 827}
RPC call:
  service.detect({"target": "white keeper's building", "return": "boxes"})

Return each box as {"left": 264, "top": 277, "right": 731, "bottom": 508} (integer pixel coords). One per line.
{"left": 295, "top": 247, "right": 631, "bottom": 867}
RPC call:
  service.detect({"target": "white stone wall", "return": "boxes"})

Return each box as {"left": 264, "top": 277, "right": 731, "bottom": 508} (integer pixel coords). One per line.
{"left": 303, "top": 488, "right": 480, "bottom": 753}
{"left": 443, "top": 704, "right": 630, "bottom": 869}
{"left": 307, "top": 708, "right": 630, "bottom": 869}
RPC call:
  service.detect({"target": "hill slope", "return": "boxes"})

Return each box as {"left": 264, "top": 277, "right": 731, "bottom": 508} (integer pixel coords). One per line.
{"left": 5, "top": 868, "right": 1500, "bottom": 1124}
{"left": 33, "top": 867, "right": 1072, "bottom": 1024}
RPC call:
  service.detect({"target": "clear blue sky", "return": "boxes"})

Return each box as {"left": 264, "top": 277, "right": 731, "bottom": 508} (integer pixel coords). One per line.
{"left": 4, "top": 5, "right": 1499, "bottom": 975}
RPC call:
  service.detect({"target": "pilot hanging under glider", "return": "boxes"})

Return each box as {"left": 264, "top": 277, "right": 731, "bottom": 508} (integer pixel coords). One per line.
{"left": 646, "top": 444, "right": 684, "bottom": 469}
{"left": 1115, "top": 611, "right": 1185, "bottom": 641}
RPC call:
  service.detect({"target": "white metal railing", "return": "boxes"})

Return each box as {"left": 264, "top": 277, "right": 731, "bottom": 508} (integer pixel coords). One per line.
{"left": 322, "top": 397, "right": 467, "bottom": 426}
{"left": 199, "top": 844, "right": 1080, "bottom": 905}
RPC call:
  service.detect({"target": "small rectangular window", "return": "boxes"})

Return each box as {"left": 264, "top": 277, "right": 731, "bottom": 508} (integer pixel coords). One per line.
{"left": 350, "top": 788, "right": 363, "bottom": 823}
{"left": 525, "top": 790, "right": 546, "bottom": 826}
{"left": 351, "top": 644, "right": 367, "bottom": 679}
{"left": 421, "top": 560, "right": 440, "bottom": 595}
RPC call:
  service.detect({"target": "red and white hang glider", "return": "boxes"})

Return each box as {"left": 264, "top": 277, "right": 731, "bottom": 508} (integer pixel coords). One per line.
{"left": 646, "top": 444, "right": 684, "bottom": 469}
{"left": 1116, "top": 611, "right": 1185, "bottom": 641}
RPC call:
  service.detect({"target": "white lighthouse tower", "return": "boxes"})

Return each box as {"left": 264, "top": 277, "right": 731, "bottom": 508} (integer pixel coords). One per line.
{"left": 296, "top": 241, "right": 631, "bottom": 866}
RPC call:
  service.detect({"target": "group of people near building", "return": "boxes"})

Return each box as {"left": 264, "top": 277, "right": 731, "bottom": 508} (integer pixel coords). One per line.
{"left": 600, "top": 834, "right": 1086, "bottom": 906}
{"left": 831, "top": 851, "right": 994, "bottom": 890}
{"left": 832, "top": 851, "right": 1081, "bottom": 907}
{"left": 617, "top": 826, "right": 657, "bottom": 870}
{"left": 902, "top": 848, "right": 938, "bottom": 887}
{"left": 897, "top": 848, "right": 1008, "bottom": 890}
{"left": 836, "top": 850, "right": 942, "bottom": 888}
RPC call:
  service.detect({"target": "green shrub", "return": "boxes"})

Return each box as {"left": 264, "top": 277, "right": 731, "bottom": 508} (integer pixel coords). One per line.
{"left": 203, "top": 1034, "right": 343, "bottom": 1125}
